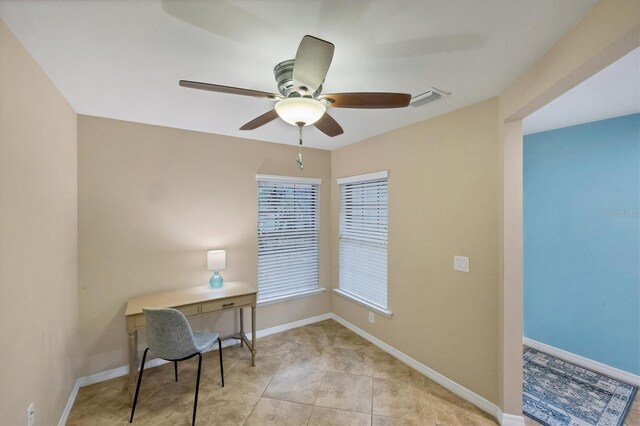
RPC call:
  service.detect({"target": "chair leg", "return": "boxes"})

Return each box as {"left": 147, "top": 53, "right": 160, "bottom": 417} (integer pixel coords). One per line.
{"left": 174, "top": 361, "right": 178, "bottom": 382}
{"left": 192, "top": 353, "right": 203, "bottom": 426}
{"left": 218, "top": 337, "right": 224, "bottom": 387}
{"left": 129, "top": 348, "right": 149, "bottom": 423}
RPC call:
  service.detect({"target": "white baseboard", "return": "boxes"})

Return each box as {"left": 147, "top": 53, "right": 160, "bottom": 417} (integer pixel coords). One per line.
{"left": 524, "top": 337, "right": 640, "bottom": 386}
{"left": 58, "top": 379, "right": 80, "bottom": 426}
{"left": 499, "top": 412, "right": 526, "bottom": 426}
{"left": 328, "top": 313, "right": 513, "bottom": 424}
{"left": 252, "top": 313, "right": 332, "bottom": 340}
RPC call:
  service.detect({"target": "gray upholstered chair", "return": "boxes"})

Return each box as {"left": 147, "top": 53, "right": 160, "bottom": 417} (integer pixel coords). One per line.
{"left": 129, "top": 307, "right": 224, "bottom": 426}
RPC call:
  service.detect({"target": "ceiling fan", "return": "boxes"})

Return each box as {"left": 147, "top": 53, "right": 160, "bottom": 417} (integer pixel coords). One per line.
{"left": 179, "top": 35, "right": 412, "bottom": 138}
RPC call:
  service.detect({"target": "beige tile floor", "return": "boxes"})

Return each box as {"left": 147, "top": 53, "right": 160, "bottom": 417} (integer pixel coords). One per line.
{"left": 67, "top": 320, "right": 640, "bottom": 426}
{"left": 67, "top": 320, "right": 499, "bottom": 426}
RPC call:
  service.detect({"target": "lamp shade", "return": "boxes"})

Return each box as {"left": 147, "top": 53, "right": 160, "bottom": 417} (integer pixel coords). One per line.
{"left": 207, "top": 250, "right": 226, "bottom": 271}
{"left": 274, "top": 97, "right": 326, "bottom": 126}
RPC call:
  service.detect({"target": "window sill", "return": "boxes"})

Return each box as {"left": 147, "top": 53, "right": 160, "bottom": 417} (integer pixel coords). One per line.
{"left": 333, "top": 288, "right": 393, "bottom": 318}
{"left": 258, "top": 288, "right": 326, "bottom": 307}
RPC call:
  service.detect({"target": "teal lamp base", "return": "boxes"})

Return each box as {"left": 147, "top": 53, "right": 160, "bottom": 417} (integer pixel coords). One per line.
{"left": 209, "top": 271, "right": 223, "bottom": 288}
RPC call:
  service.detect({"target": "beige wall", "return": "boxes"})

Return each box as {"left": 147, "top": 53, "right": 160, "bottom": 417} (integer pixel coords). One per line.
{"left": 77, "top": 116, "right": 332, "bottom": 376}
{"left": 331, "top": 98, "right": 501, "bottom": 403}
{"left": 0, "top": 20, "right": 78, "bottom": 426}
{"left": 497, "top": 0, "right": 639, "bottom": 414}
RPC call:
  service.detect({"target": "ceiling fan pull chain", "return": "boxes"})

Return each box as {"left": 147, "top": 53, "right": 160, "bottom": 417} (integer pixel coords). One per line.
{"left": 297, "top": 125, "right": 304, "bottom": 170}
{"left": 297, "top": 149, "right": 304, "bottom": 170}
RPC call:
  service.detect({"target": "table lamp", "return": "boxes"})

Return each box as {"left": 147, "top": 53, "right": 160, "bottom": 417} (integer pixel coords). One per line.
{"left": 207, "top": 250, "right": 226, "bottom": 288}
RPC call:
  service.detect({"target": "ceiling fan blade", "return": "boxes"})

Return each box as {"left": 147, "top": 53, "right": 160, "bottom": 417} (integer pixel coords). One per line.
{"left": 162, "top": 0, "right": 290, "bottom": 47}
{"left": 292, "top": 35, "right": 335, "bottom": 94}
{"left": 314, "top": 112, "right": 344, "bottom": 137}
{"left": 179, "top": 80, "right": 280, "bottom": 99}
{"left": 320, "top": 92, "right": 411, "bottom": 109}
{"left": 239, "top": 109, "right": 279, "bottom": 130}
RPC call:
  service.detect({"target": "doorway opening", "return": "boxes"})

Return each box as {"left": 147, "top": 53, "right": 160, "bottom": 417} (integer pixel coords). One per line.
{"left": 519, "top": 48, "right": 639, "bottom": 425}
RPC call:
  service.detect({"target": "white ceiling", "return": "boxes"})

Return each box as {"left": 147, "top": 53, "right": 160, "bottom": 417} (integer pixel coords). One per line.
{"left": 0, "top": 0, "right": 598, "bottom": 150}
{"left": 523, "top": 48, "right": 640, "bottom": 135}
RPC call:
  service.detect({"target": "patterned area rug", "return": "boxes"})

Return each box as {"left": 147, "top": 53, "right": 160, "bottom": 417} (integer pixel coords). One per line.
{"left": 523, "top": 346, "right": 637, "bottom": 426}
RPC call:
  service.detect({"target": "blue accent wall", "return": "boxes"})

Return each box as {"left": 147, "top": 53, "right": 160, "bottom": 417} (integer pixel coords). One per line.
{"left": 524, "top": 113, "right": 640, "bottom": 375}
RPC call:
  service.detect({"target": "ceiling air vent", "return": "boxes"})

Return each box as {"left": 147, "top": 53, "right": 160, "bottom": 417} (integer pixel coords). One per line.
{"left": 410, "top": 87, "right": 450, "bottom": 107}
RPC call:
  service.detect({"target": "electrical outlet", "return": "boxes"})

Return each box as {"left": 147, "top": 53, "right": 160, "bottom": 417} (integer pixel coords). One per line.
{"left": 368, "top": 311, "right": 374, "bottom": 324}
{"left": 454, "top": 255, "right": 470, "bottom": 272}
{"left": 27, "top": 403, "right": 35, "bottom": 426}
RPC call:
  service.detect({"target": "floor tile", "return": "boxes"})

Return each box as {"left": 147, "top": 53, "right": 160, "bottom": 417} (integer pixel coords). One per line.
{"left": 196, "top": 392, "right": 259, "bottom": 425}
{"left": 130, "top": 383, "right": 200, "bottom": 426}
{"left": 333, "top": 329, "right": 372, "bottom": 350}
{"left": 67, "top": 376, "right": 142, "bottom": 425}
{"left": 427, "top": 395, "right": 471, "bottom": 426}
{"left": 424, "top": 378, "right": 467, "bottom": 407}
{"left": 67, "top": 413, "right": 129, "bottom": 426}
{"left": 624, "top": 408, "right": 639, "bottom": 426}
{"left": 373, "top": 376, "right": 430, "bottom": 423}
{"left": 373, "top": 351, "right": 423, "bottom": 383}
{"left": 220, "top": 357, "right": 280, "bottom": 397}
{"left": 308, "top": 406, "right": 371, "bottom": 426}
{"left": 139, "top": 361, "right": 182, "bottom": 389}
{"left": 326, "top": 346, "right": 374, "bottom": 376}
{"left": 66, "top": 399, "right": 129, "bottom": 426}
{"left": 254, "top": 334, "right": 297, "bottom": 357}
{"left": 71, "top": 375, "right": 130, "bottom": 408}
{"left": 244, "top": 397, "right": 313, "bottom": 426}
{"left": 263, "top": 367, "right": 325, "bottom": 404}
{"left": 296, "top": 326, "right": 338, "bottom": 347}
{"left": 260, "top": 329, "right": 301, "bottom": 344}
{"left": 524, "top": 415, "right": 542, "bottom": 425}
{"left": 169, "top": 354, "right": 226, "bottom": 396}
{"left": 459, "top": 401, "right": 500, "bottom": 425}
{"left": 282, "top": 342, "right": 333, "bottom": 371}
{"left": 315, "top": 371, "right": 373, "bottom": 413}
{"left": 373, "top": 414, "right": 435, "bottom": 426}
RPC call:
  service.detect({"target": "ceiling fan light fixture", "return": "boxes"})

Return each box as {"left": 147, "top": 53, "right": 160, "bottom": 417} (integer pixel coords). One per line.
{"left": 275, "top": 97, "right": 326, "bottom": 126}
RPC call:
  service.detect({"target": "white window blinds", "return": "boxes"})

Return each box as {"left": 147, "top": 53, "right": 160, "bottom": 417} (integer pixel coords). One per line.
{"left": 257, "top": 175, "right": 320, "bottom": 302}
{"left": 339, "top": 171, "right": 388, "bottom": 310}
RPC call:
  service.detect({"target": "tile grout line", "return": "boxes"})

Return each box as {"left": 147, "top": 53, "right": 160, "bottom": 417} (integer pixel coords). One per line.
{"left": 371, "top": 368, "right": 374, "bottom": 426}
{"left": 423, "top": 384, "right": 439, "bottom": 425}
{"left": 310, "top": 369, "right": 326, "bottom": 408}
{"left": 241, "top": 397, "right": 258, "bottom": 426}
{"left": 259, "top": 335, "right": 314, "bottom": 425}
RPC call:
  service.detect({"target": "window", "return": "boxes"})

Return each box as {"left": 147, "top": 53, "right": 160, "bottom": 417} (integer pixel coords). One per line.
{"left": 337, "top": 171, "right": 390, "bottom": 316}
{"left": 257, "top": 175, "right": 321, "bottom": 303}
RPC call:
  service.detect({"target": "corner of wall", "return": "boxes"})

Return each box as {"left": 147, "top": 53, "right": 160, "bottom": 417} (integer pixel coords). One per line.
{"left": 0, "top": 18, "right": 80, "bottom": 425}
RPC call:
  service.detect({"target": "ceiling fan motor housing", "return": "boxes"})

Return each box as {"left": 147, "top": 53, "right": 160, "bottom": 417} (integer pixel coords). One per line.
{"left": 274, "top": 59, "right": 322, "bottom": 98}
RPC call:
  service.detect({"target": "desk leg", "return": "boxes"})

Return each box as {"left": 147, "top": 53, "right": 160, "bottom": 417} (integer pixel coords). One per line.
{"left": 128, "top": 330, "right": 138, "bottom": 404}
{"left": 239, "top": 307, "right": 244, "bottom": 348}
{"left": 251, "top": 305, "right": 256, "bottom": 366}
